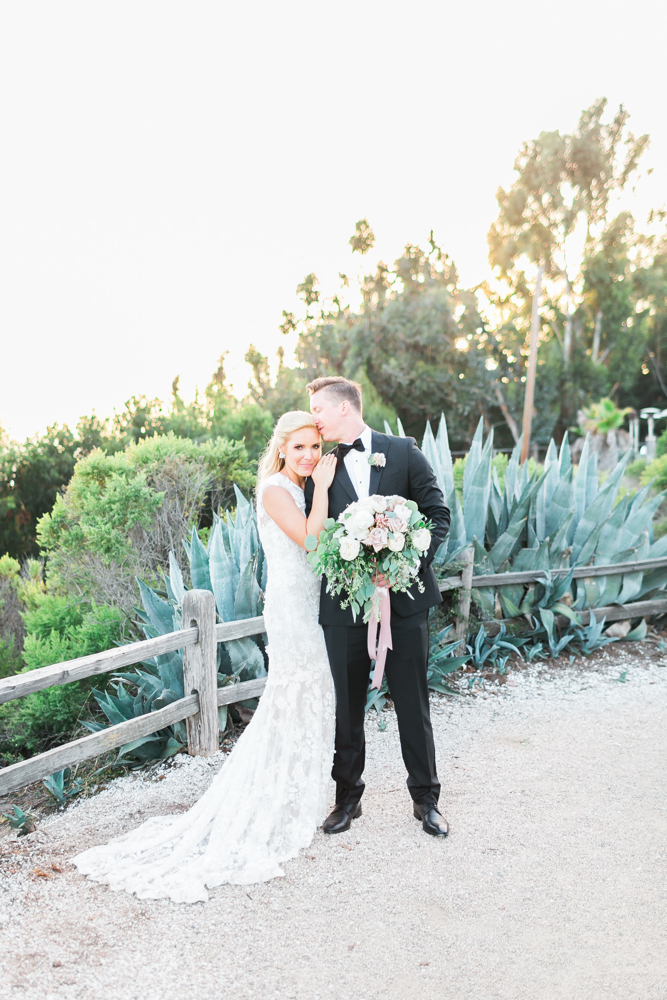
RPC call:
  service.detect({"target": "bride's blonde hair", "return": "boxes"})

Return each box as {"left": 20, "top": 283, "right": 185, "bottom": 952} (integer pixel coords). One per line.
{"left": 257, "top": 410, "right": 320, "bottom": 482}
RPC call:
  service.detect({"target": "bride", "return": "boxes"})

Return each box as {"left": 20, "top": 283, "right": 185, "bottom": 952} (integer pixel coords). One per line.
{"left": 73, "top": 411, "right": 337, "bottom": 903}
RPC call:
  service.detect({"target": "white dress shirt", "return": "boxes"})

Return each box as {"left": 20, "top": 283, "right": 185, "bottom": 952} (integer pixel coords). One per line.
{"left": 341, "top": 424, "right": 372, "bottom": 499}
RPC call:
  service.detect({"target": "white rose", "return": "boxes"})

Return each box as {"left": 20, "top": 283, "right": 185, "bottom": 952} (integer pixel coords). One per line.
{"left": 387, "top": 532, "right": 405, "bottom": 552}
{"left": 345, "top": 507, "right": 375, "bottom": 539}
{"left": 339, "top": 536, "right": 361, "bottom": 561}
{"left": 394, "top": 503, "right": 412, "bottom": 522}
{"left": 410, "top": 528, "right": 432, "bottom": 552}
{"left": 370, "top": 495, "right": 387, "bottom": 513}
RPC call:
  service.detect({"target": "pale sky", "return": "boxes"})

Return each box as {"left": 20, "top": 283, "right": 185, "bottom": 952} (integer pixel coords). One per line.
{"left": 1, "top": 0, "right": 666, "bottom": 441}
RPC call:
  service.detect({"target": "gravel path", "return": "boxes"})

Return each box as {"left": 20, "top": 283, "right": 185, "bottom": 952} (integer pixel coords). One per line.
{"left": 1, "top": 649, "right": 667, "bottom": 1000}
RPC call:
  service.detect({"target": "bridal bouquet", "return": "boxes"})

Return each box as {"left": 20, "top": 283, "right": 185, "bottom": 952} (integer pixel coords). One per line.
{"left": 305, "top": 495, "right": 433, "bottom": 687}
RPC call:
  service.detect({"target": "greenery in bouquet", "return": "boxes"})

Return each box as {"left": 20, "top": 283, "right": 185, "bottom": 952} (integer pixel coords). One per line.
{"left": 305, "top": 495, "right": 433, "bottom": 621}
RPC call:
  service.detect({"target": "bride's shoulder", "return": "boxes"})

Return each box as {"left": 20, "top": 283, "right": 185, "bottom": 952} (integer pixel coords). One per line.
{"left": 260, "top": 472, "right": 292, "bottom": 490}
{"left": 258, "top": 473, "right": 302, "bottom": 501}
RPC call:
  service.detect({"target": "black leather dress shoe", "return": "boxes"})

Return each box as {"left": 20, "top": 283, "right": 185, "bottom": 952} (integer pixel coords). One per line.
{"left": 323, "top": 802, "right": 362, "bottom": 835}
{"left": 413, "top": 803, "right": 449, "bottom": 838}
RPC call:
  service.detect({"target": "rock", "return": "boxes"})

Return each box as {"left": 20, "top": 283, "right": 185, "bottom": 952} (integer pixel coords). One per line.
{"left": 605, "top": 620, "right": 632, "bottom": 638}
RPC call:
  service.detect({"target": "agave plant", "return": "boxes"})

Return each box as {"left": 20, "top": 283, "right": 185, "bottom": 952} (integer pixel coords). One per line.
{"left": 43, "top": 767, "right": 83, "bottom": 805}
{"left": 422, "top": 414, "right": 667, "bottom": 624}
{"left": 571, "top": 610, "right": 618, "bottom": 656}
{"left": 88, "top": 486, "right": 267, "bottom": 761}
{"left": 428, "top": 624, "right": 470, "bottom": 693}
{"left": 0, "top": 805, "right": 35, "bottom": 835}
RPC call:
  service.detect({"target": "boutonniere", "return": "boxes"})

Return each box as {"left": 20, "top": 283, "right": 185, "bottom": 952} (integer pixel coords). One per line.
{"left": 368, "top": 452, "right": 386, "bottom": 467}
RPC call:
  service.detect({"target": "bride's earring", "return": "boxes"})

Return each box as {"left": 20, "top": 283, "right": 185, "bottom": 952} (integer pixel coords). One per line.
{"left": 279, "top": 451, "right": 285, "bottom": 459}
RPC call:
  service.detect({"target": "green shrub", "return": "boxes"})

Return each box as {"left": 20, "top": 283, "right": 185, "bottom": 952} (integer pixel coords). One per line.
{"left": 626, "top": 457, "right": 648, "bottom": 478}
{"left": 37, "top": 434, "right": 255, "bottom": 613}
{"left": 0, "top": 602, "right": 123, "bottom": 766}
{"left": 0, "top": 555, "right": 47, "bottom": 666}
{"left": 0, "top": 684, "right": 96, "bottom": 764}
{"left": 657, "top": 429, "right": 667, "bottom": 458}
{"left": 22, "top": 593, "right": 85, "bottom": 641}
{"left": 654, "top": 518, "right": 667, "bottom": 540}
{"left": 22, "top": 600, "right": 123, "bottom": 671}
{"left": 639, "top": 455, "right": 667, "bottom": 492}
{"left": 0, "top": 636, "right": 21, "bottom": 679}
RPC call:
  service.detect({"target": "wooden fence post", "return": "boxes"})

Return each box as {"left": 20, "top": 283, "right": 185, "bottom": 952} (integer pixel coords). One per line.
{"left": 455, "top": 545, "right": 474, "bottom": 645}
{"left": 182, "top": 589, "right": 218, "bottom": 757}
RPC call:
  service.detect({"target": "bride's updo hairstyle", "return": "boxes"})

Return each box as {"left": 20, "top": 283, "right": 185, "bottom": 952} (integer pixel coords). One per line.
{"left": 257, "top": 410, "right": 319, "bottom": 482}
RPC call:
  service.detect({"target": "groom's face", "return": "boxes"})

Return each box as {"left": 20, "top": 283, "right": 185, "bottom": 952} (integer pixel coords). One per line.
{"left": 309, "top": 390, "right": 348, "bottom": 443}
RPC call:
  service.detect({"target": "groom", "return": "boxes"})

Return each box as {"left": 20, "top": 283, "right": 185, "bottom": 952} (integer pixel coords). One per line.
{"left": 304, "top": 376, "right": 451, "bottom": 837}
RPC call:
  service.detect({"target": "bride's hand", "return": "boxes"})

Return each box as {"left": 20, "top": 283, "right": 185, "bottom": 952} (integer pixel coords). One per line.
{"left": 311, "top": 452, "right": 337, "bottom": 489}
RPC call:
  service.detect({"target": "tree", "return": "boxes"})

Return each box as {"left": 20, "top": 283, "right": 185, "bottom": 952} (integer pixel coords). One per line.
{"left": 344, "top": 238, "right": 494, "bottom": 443}
{"left": 619, "top": 218, "right": 667, "bottom": 410}
{"left": 0, "top": 424, "right": 84, "bottom": 560}
{"left": 274, "top": 226, "right": 496, "bottom": 445}
{"left": 245, "top": 345, "right": 309, "bottom": 420}
{"left": 487, "top": 99, "right": 653, "bottom": 447}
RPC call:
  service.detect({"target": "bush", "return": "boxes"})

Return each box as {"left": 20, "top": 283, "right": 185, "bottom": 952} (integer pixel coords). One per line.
{"left": 639, "top": 455, "right": 667, "bottom": 492}
{"left": 0, "top": 555, "right": 24, "bottom": 655}
{"left": 37, "top": 434, "right": 255, "bottom": 613}
{"left": 22, "top": 599, "right": 123, "bottom": 670}
{"left": 0, "top": 554, "right": 47, "bottom": 669}
{"left": 0, "top": 637, "right": 21, "bottom": 679}
{"left": 626, "top": 457, "right": 648, "bottom": 479}
{"left": 0, "top": 600, "right": 123, "bottom": 766}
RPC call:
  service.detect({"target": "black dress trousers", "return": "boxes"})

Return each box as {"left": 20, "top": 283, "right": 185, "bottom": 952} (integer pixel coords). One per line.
{"left": 322, "top": 609, "right": 441, "bottom": 810}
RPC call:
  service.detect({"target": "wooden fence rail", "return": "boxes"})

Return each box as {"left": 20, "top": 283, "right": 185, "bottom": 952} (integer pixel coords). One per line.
{"left": 0, "top": 594, "right": 266, "bottom": 797}
{"left": 3, "top": 553, "right": 667, "bottom": 797}
{"left": 445, "top": 553, "right": 667, "bottom": 638}
{"left": 440, "top": 554, "right": 667, "bottom": 592}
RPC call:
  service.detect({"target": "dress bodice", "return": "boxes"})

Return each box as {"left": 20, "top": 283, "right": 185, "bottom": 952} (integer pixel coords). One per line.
{"left": 256, "top": 473, "right": 320, "bottom": 634}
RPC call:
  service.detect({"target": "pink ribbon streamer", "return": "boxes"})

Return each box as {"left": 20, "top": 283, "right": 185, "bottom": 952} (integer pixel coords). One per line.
{"left": 367, "top": 586, "right": 393, "bottom": 690}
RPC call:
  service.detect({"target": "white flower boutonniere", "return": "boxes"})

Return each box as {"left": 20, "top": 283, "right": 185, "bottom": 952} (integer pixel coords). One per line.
{"left": 368, "top": 452, "right": 386, "bottom": 467}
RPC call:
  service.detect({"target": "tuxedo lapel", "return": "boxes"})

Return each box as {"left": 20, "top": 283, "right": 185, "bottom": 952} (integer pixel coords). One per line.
{"left": 369, "top": 431, "right": 391, "bottom": 496}
{"left": 332, "top": 446, "right": 358, "bottom": 503}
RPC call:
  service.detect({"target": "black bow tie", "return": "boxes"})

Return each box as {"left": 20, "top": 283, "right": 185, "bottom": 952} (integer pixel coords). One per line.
{"left": 338, "top": 438, "right": 365, "bottom": 458}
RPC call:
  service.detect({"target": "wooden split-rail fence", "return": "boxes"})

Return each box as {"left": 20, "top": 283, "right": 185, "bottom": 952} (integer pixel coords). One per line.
{"left": 2, "top": 556, "right": 667, "bottom": 797}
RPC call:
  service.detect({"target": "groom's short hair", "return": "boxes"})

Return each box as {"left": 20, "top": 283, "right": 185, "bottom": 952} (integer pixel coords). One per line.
{"left": 306, "top": 376, "right": 362, "bottom": 413}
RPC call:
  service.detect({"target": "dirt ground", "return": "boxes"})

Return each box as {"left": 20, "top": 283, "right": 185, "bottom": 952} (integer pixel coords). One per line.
{"left": 1, "top": 645, "right": 667, "bottom": 1000}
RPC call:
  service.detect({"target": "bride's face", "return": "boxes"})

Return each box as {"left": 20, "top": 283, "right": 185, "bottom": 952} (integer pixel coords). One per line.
{"left": 282, "top": 426, "right": 322, "bottom": 478}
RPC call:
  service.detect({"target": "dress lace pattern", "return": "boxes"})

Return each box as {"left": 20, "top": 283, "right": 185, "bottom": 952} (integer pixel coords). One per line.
{"left": 72, "top": 474, "right": 335, "bottom": 903}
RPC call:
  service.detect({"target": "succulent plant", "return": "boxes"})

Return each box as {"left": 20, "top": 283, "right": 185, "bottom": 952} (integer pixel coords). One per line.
{"left": 42, "top": 767, "right": 83, "bottom": 804}
{"left": 0, "top": 805, "right": 35, "bottom": 834}
{"left": 423, "top": 414, "right": 667, "bottom": 620}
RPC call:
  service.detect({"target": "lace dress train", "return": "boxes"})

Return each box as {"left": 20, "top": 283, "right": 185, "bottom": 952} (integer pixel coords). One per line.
{"left": 72, "top": 474, "right": 335, "bottom": 903}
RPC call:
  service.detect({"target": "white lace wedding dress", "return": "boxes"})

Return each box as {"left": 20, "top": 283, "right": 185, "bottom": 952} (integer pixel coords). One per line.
{"left": 72, "top": 474, "right": 335, "bottom": 903}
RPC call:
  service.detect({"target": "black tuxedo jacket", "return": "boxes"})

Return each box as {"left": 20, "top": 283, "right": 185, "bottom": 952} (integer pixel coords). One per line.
{"left": 304, "top": 430, "right": 450, "bottom": 627}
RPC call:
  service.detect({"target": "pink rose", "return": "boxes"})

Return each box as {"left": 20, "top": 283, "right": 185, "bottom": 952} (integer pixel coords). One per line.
{"left": 390, "top": 517, "right": 408, "bottom": 534}
{"left": 365, "top": 526, "right": 388, "bottom": 552}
